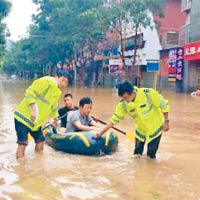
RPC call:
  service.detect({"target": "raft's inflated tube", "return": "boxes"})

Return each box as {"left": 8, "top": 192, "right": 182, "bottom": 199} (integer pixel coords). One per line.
{"left": 45, "top": 130, "right": 118, "bottom": 155}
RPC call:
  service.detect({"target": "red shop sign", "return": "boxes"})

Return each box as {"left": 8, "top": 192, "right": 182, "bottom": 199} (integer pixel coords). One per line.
{"left": 184, "top": 40, "right": 200, "bottom": 61}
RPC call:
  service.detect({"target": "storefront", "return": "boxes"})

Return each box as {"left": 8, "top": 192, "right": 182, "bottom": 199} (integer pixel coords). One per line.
{"left": 159, "top": 47, "right": 184, "bottom": 91}
{"left": 184, "top": 40, "right": 200, "bottom": 91}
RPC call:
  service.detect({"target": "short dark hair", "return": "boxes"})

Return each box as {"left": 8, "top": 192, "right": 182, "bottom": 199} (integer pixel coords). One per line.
{"left": 64, "top": 93, "right": 73, "bottom": 98}
{"left": 79, "top": 97, "right": 92, "bottom": 107}
{"left": 118, "top": 81, "right": 134, "bottom": 96}
{"left": 56, "top": 70, "right": 71, "bottom": 82}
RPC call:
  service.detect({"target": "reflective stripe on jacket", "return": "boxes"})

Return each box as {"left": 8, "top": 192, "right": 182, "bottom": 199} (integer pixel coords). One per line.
{"left": 110, "top": 87, "right": 169, "bottom": 143}
{"left": 14, "top": 76, "right": 61, "bottom": 131}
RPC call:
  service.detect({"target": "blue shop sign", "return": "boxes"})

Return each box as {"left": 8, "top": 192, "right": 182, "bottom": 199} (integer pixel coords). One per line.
{"left": 147, "top": 62, "right": 159, "bottom": 72}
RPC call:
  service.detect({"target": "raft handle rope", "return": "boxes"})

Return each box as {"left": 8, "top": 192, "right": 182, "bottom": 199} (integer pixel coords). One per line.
{"left": 42, "top": 112, "right": 68, "bottom": 131}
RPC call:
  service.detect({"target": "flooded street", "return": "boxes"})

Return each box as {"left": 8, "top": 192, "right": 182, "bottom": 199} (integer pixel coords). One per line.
{"left": 0, "top": 80, "right": 200, "bottom": 200}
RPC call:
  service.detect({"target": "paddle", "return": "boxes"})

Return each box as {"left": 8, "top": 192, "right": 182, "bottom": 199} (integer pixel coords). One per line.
{"left": 92, "top": 116, "right": 135, "bottom": 142}
{"left": 28, "top": 113, "right": 68, "bottom": 141}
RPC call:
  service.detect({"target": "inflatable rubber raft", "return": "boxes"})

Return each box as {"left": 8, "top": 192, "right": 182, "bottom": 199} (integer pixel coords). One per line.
{"left": 45, "top": 130, "right": 118, "bottom": 155}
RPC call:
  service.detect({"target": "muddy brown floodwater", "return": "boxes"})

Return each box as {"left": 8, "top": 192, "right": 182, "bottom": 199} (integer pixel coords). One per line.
{"left": 0, "top": 80, "right": 200, "bottom": 200}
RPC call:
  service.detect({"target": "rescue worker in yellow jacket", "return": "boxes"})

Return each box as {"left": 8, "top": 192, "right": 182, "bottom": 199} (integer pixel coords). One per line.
{"left": 14, "top": 70, "right": 71, "bottom": 159}
{"left": 96, "top": 81, "right": 170, "bottom": 159}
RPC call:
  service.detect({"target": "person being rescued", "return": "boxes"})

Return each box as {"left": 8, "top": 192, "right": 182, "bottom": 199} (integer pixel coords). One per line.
{"left": 190, "top": 86, "right": 200, "bottom": 97}
{"left": 96, "top": 81, "right": 170, "bottom": 159}
{"left": 59, "top": 97, "right": 102, "bottom": 133}
{"left": 58, "top": 93, "right": 78, "bottom": 128}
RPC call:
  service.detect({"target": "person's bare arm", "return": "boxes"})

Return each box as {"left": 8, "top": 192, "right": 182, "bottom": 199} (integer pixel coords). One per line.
{"left": 90, "top": 120, "right": 103, "bottom": 129}
{"left": 96, "top": 122, "right": 113, "bottom": 139}
{"left": 29, "top": 103, "right": 37, "bottom": 122}
{"left": 73, "top": 121, "right": 100, "bottom": 131}
{"left": 163, "top": 112, "right": 170, "bottom": 131}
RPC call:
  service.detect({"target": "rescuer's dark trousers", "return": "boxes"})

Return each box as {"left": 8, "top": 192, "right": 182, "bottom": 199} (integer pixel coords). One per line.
{"left": 134, "top": 134, "right": 162, "bottom": 159}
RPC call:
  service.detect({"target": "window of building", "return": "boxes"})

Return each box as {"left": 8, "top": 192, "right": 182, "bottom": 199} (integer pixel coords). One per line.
{"left": 159, "top": 34, "right": 163, "bottom": 44}
{"left": 166, "top": 32, "right": 179, "bottom": 45}
{"left": 181, "top": 0, "right": 191, "bottom": 12}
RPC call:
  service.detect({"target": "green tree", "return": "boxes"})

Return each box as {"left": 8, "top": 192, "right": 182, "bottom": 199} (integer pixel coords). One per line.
{"left": 3, "top": 39, "right": 30, "bottom": 77}
{"left": 31, "top": 0, "right": 109, "bottom": 83}
{"left": 0, "top": 0, "right": 11, "bottom": 65}
{"left": 104, "top": 0, "right": 165, "bottom": 77}
{"left": 3, "top": 0, "right": 165, "bottom": 84}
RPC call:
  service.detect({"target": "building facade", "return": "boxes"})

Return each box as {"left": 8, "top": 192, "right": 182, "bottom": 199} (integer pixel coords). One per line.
{"left": 182, "top": 0, "right": 200, "bottom": 92}
{"left": 154, "top": 0, "right": 186, "bottom": 89}
{"left": 97, "top": 11, "right": 162, "bottom": 88}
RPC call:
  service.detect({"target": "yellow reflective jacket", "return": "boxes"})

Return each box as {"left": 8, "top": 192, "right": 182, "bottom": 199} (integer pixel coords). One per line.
{"left": 14, "top": 76, "right": 62, "bottom": 131}
{"left": 110, "top": 87, "right": 169, "bottom": 143}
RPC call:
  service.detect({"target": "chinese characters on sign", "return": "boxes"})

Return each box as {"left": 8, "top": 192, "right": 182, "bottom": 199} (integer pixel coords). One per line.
{"left": 184, "top": 40, "right": 200, "bottom": 61}
{"left": 168, "top": 48, "right": 184, "bottom": 81}
{"left": 109, "top": 59, "right": 125, "bottom": 74}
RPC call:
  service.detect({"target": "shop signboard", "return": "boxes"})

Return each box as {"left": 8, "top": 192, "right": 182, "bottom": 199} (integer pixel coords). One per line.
{"left": 168, "top": 48, "right": 184, "bottom": 81}
{"left": 109, "top": 59, "right": 125, "bottom": 74}
{"left": 184, "top": 40, "right": 200, "bottom": 61}
{"left": 147, "top": 61, "right": 159, "bottom": 72}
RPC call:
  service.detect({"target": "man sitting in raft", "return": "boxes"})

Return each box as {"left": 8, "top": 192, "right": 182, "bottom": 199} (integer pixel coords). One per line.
{"left": 60, "top": 97, "right": 102, "bottom": 133}
{"left": 58, "top": 93, "right": 78, "bottom": 128}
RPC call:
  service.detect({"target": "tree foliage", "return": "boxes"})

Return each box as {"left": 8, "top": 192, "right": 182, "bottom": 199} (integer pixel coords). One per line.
{"left": 105, "top": 0, "right": 165, "bottom": 68}
{"left": 0, "top": 0, "right": 11, "bottom": 63}
{"left": 3, "top": 0, "right": 165, "bottom": 81}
